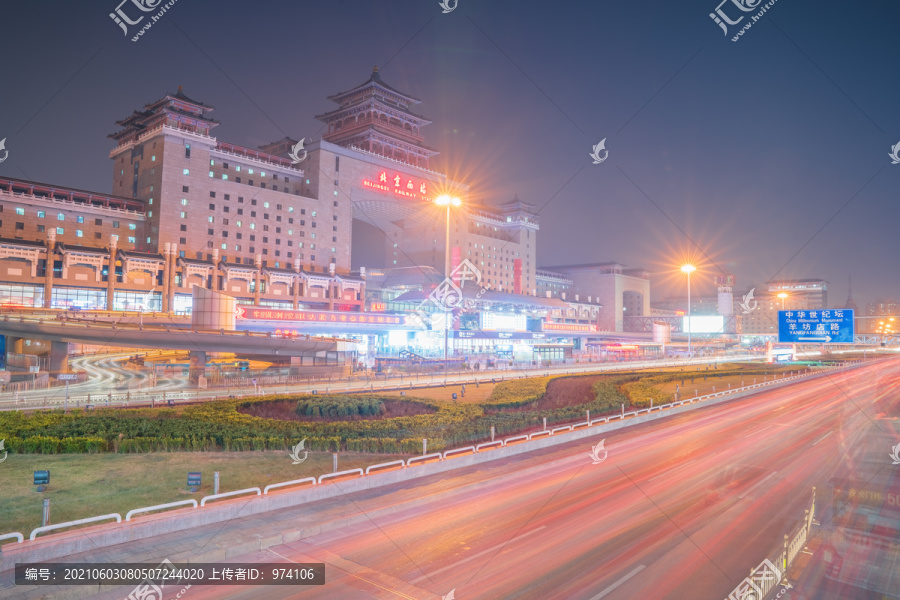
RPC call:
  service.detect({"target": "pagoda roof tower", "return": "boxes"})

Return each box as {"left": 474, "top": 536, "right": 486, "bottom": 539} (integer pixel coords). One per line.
{"left": 315, "top": 67, "right": 438, "bottom": 169}
{"left": 109, "top": 86, "right": 218, "bottom": 146}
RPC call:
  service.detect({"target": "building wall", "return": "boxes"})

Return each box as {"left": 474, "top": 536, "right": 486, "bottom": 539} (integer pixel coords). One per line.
{"left": 547, "top": 265, "right": 651, "bottom": 332}
{"left": 0, "top": 186, "right": 145, "bottom": 250}
{"left": 110, "top": 127, "right": 344, "bottom": 274}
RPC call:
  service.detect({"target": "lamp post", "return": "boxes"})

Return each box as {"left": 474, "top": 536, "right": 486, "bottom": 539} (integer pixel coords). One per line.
{"left": 681, "top": 264, "right": 696, "bottom": 358}
{"left": 777, "top": 292, "right": 788, "bottom": 311}
{"left": 435, "top": 195, "right": 461, "bottom": 361}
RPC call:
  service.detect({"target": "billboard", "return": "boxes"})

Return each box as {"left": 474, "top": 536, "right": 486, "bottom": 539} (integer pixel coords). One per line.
{"left": 778, "top": 309, "right": 854, "bottom": 344}
{"left": 481, "top": 313, "right": 527, "bottom": 332}
{"left": 682, "top": 315, "right": 725, "bottom": 334}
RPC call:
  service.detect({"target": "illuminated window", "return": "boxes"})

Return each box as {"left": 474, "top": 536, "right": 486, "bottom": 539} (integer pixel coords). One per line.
{"left": 183, "top": 169, "right": 190, "bottom": 175}
{"left": 76, "top": 230, "right": 83, "bottom": 237}
{"left": 37, "top": 211, "right": 45, "bottom": 218}
{"left": 57, "top": 213, "right": 65, "bottom": 221}
{"left": 128, "top": 223, "right": 136, "bottom": 230}
{"left": 56, "top": 227, "right": 64, "bottom": 235}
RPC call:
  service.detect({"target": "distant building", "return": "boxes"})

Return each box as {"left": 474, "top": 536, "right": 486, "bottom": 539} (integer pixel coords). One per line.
{"left": 736, "top": 288, "right": 808, "bottom": 335}
{"left": 768, "top": 279, "right": 828, "bottom": 310}
{"left": 539, "top": 263, "right": 650, "bottom": 332}
{"left": 866, "top": 298, "right": 898, "bottom": 316}
{"left": 536, "top": 269, "right": 573, "bottom": 299}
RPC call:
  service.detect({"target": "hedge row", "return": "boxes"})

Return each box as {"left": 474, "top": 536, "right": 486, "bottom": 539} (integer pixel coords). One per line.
{"left": 0, "top": 364, "right": 801, "bottom": 455}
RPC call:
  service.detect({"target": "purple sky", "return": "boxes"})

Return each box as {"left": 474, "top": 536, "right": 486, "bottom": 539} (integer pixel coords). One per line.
{"left": 1, "top": 0, "right": 898, "bottom": 306}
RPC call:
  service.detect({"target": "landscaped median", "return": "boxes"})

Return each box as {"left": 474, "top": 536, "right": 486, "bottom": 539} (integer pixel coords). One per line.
{"left": 0, "top": 362, "right": 857, "bottom": 577}
{"left": 0, "top": 363, "right": 806, "bottom": 457}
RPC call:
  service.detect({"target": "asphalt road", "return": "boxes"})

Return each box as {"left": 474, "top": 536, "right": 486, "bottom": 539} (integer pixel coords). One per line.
{"left": 5, "top": 359, "right": 895, "bottom": 600}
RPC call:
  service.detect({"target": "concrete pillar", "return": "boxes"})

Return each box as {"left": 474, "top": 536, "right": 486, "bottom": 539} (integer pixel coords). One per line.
{"left": 292, "top": 259, "right": 301, "bottom": 310}
{"left": 166, "top": 243, "right": 177, "bottom": 312}
{"left": 211, "top": 248, "right": 219, "bottom": 290}
{"left": 43, "top": 230, "right": 56, "bottom": 309}
{"left": 188, "top": 350, "right": 207, "bottom": 384}
{"left": 254, "top": 254, "right": 262, "bottom": 306}
{"left": 7, "top": 337, "right": 24, "bottom": 368}
{"left": 359, "top": 267, "right": 366, "bottom": 306}
{"left": 49, "top": 340, "right": 68, "bottom": 374}
{"left": 106, "top": 236, "right": 117, "bottom": 311}
{"left": 161, "top": 242, "right": 171, "bottom": 313}
{"left": 327, "top": 281, "right": 335, "bottom": 311}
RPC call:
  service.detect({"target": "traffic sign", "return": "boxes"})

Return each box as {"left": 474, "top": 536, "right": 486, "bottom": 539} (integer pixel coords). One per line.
{"left": 778, "top": 309, "right": 854, "bottom": 344}
{"left": 57, "top": 374, "right": 78, "bottom": 381}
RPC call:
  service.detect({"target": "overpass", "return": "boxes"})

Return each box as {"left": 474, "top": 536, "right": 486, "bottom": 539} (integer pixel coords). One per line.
{"left": 0, "top": 314, "right": 356, "bottom": 373}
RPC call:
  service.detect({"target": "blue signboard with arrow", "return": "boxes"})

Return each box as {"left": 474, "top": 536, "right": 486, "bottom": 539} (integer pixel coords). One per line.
{"left": 778, "top": 309, "right": 854, "bottom": 344}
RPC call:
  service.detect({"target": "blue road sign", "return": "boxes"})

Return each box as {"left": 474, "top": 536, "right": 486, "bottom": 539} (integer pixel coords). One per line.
{"left": 778, "top": 309, "right": 854, "bottom": 344}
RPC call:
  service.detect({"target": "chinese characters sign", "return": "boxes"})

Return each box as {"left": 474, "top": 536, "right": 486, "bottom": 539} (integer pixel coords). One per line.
{"left": 237, "top": 306, "right": 404, "bottom": 326}
{"left": 778, "top": 309, "right": 854, "bottom": 344}
{"left": 362, "top": 171, "right": 430, "bottom": 200}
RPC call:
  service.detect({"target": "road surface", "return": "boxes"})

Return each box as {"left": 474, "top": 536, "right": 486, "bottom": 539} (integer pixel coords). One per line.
{"left": 3, "top": 359, "right": 896, "bottom": 599}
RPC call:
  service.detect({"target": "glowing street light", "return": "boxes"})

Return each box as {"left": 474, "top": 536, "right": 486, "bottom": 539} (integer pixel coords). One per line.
{"left": 777, "top": 292, "right": 788, "bottom": 311}
{"left": 681, "top": 264, "right": 696, "bottom": 358}
{"left": 435, "top": 195, "right": 461, "bottom": 360}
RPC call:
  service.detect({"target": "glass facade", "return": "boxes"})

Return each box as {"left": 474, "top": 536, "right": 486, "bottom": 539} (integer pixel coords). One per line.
{"left": 0, "top": 284, "right": 43, "bottom": 307}
{"left": 114, "top": 291, "right": 162, "bottom": 312}
{"left": 52, "top": 287, "right": 106, "bottom": 310}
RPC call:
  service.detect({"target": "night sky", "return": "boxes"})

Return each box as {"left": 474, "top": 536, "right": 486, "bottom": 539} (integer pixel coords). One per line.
{"left": 1, "top": 0, "right": 898, "bottom": 306}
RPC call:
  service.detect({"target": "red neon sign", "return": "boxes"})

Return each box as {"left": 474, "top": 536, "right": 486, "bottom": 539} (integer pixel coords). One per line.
{"left": 542, "top": 322, "right": 597, "bottom": 333}
{"left": 238, "top": 306, "right": 404, "bottom": 325}
{"left": 362, "top": 171, "right": 430, "bottom": 200}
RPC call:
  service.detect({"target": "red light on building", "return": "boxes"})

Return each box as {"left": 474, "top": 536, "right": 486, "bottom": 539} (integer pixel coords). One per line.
{"left": 361, "top": 171, "right": 429, "bottom": 200}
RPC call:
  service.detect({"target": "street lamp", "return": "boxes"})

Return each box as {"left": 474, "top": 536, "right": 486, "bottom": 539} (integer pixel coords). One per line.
{"left": 435, "top": 195, "right": 461, "bottom": 361}
{"left": 681, "top": 264, "right": 696, "bottom": 358}
{"left": 777, "top": 292, "right": 788, "bottom": 311}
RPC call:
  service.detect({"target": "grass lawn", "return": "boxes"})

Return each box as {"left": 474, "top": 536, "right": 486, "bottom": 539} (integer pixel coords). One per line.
{"left": 376, "top": 381, "right": 497, "bottom": 404}
{"left": 0, "top": 451, "right": 408, "bottom": 539}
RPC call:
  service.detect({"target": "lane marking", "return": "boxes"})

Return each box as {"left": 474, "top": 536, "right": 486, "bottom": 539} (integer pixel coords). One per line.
{"left": 587, "top": 564, "right": 646, "bottom": 600}
{"left": 268, "top": 548, "right": 421, "bottom": 600}
{"left": 409, "top": 526, "right": 547, "bottom": 584}
{"left": 739, "top": 471, "right": 778, "bottom": 500}
{"left": 811, "top": 431, "right": 833, "bottom": 446}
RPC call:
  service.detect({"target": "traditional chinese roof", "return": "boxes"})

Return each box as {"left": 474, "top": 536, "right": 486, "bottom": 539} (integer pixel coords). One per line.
{"left": 57, "top": 243, "right": 109, "bottom": 255}
{"left": 118, "top": 249, "right": 164, "bottom": 261}
{"left": 0, "top": 237, "right": 47, "bottom": 249}
{"left": 326, "top": 67, "right": 423, "bottom": 106}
